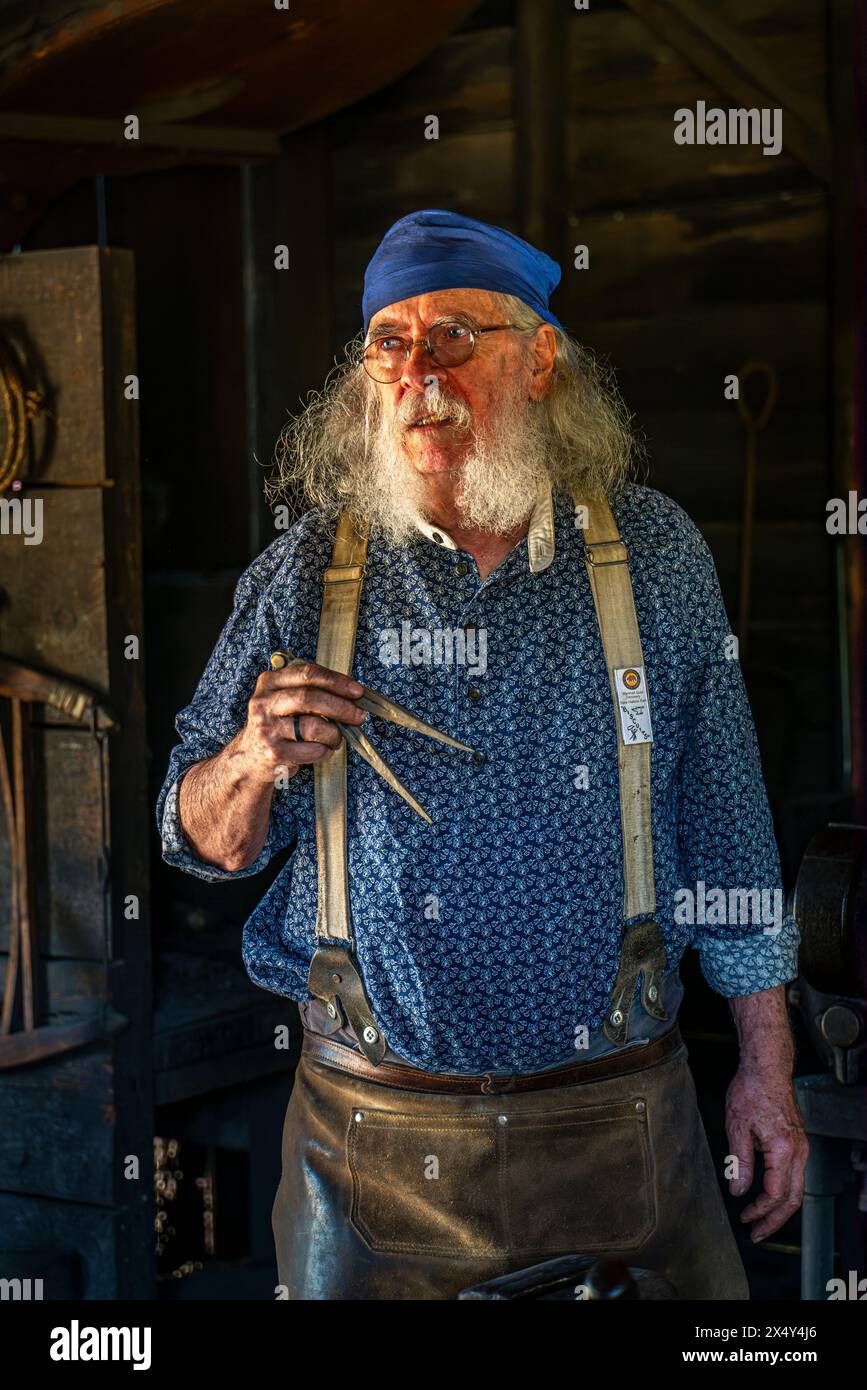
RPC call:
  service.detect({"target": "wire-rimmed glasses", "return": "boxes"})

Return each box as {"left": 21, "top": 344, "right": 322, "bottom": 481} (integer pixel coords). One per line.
{"left": 362, "top": 319, "right": 517, "bottom": 383}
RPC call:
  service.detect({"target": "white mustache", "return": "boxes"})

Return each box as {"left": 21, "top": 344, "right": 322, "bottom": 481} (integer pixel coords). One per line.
{"left": 397, "top": 393, "right": 472, "bottom": 429}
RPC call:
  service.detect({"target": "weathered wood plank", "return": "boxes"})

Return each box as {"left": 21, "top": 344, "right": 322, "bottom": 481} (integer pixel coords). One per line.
{"left": 565, "top": 108, "right": 813, "bottom": 214}
{"left": 575, "top": 302, "right": 826, "bottom": 410}
{"left": 618, "top": 0, "right": 829, "bottom": 179}
{"left": 563, "top": 191, "right": 826, "bottom": 317}
{"left": 331, "top": 127, "right": 515, "bottom": 237}
{"left": 0, "top": 1040, "right": 115, "bottom": 1202}
{"left": 154, "top": 1002, "right": 299, "bottom": 1106}
{"left": 242, "top": 127, "right": 334, "bottom": 555}
{"left": 0, "top": 249, "right": 152, "bottom": 1298}
{"left": 329, "top": 25, "right": 512, "bottom": 131}
{"left": 0, "top": 1192, "right": 139, "bottom": 1299}
{"left": 565, "top": 0, "right": 827, "bottom": 115}
{"left": 0, "top": 489, "right": 109, "bottom": 688}
{"left": 17, "top": 725, "right": 105, "bottom": 960}
{"left": 0, "top": 246, "right": 111, "bottom": 485}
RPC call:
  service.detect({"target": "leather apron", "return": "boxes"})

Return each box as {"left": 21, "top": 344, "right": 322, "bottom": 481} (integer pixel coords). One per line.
{"left": 272, "top": 1029, "right": 749, "bottom": 1299}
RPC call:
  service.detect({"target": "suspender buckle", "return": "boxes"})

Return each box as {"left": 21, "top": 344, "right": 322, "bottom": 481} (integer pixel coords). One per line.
{"left": 308, "top": 943, "right": 388, "bottom": 1064}
{"left": 323, "top": 563, "right": 366, "bottom": 584}
{"left": 585, "top": 538, "right": 629, "bottom": 567}
{"left": 603, "top": 918, "right": 668, "bottom": 1048}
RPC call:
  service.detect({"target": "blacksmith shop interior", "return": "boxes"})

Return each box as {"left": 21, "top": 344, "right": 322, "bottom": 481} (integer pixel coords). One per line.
{"left": 0, "top": 0, "right": 864, "bottom": 1302}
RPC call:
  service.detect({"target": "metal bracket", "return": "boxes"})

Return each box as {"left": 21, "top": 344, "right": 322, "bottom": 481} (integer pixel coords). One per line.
{"left": 603, "top": 918, "right": 668, "bottom": 1047}
{"left": 585, "top": 538, "right": 629, "bottom": 568}
{"left": 308, "top": 943, "right": 387, "bottom": 1065}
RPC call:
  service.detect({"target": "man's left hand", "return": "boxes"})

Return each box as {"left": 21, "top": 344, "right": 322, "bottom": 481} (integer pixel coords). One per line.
{"left": 725, "top": 1065, "right": 809, "bottom": 1242}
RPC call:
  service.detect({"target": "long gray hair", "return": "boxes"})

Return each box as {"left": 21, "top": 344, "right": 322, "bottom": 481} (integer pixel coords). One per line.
{"left": 266, "top": 293, "right": 644, "bottom": 520}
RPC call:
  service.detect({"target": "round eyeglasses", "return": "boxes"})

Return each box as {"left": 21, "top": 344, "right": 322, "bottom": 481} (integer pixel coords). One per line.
{"left": 362, "top": 320, "right": 517, "bottom": 383}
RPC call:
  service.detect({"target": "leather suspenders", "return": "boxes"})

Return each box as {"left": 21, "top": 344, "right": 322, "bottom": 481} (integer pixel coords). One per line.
{"left": 305, "top": 511, "right": 388, "bottom": 1065}
{"left": 572, "top": 486, "right": 668, "bottom": 1046}
{"left": 306, "top": 489, "right": 666, "bottom": 1060}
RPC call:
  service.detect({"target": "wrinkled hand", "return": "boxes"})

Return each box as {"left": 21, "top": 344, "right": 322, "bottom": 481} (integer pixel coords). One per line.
{"left": 725, "top": 1066, "right": 809, "bottom": 1242}
{"left": 237, "top": 658, "right": 366, "bottom": 784}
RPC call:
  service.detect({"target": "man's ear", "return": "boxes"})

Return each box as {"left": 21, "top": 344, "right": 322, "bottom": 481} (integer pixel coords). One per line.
{"left": 528, "top": 324, "right": 557, "bottom": 400}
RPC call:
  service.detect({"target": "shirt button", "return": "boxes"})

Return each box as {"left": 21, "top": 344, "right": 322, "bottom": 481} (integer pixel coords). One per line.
{"left": 432, "top": 531, "right": 444, "bottom": 544}
{"left": 455, "top": 562, "right": 469, "bottom": 575}
{"left": 467, "top": 687, "right": 482, "bottom": 700}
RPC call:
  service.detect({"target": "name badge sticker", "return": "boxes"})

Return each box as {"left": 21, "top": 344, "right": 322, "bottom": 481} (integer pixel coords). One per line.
{"left": 614, "top": 666, "right": 653, "bottom": 745}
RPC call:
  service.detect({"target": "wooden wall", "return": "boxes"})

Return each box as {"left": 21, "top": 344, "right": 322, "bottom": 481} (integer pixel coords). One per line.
{"left": 0, "top": 248, "right": 154, "bottom": 1297}
{"left": 325, "top": 0, "right": 846, "bottom": 886}
{"left": 4, "top": 0, "right": 857, "bottom": 1300}
{"left": 21, "top": 0, "right": 840, "bottom": 911}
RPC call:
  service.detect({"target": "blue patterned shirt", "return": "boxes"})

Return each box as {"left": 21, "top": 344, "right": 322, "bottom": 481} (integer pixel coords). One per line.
{"left": 156, "top": 481, "right": 800, "bottom": 1072}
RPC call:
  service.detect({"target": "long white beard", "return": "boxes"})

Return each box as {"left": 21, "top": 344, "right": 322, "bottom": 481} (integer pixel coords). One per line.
{"left": 355, "top": 378, "right": 552, "bottom": 548}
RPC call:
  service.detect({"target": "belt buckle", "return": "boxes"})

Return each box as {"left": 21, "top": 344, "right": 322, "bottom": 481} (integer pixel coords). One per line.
{"left": 480, "top": 1072, "right": 517, "bottom": 1096}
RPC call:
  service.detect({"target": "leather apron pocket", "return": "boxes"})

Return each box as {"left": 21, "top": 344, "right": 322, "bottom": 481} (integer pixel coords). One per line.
{"left": 346, "top": 1092, "right": 656, "bottom": 1259}
{"left": 348, "top": 1109, "right": 503, "bottom": 1257}
{"left": 500, "top": 1095, "right": 656, "bottom": 1254}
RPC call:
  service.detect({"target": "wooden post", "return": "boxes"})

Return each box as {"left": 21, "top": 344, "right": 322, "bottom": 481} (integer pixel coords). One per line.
{"left": 829, "top": 0, "right": 863, "bottom": 807}
{"left": 514, "top": 0, "right": 566, "bottom": 258}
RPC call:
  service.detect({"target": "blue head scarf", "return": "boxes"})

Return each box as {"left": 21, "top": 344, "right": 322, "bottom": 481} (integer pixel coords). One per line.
{"left": 362, "top": 209, "right": 563, "bottom": 334}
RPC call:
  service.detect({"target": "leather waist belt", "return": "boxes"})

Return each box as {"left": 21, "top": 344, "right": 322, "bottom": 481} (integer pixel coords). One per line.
{"left": 301, "top": 1023, "right": 683, "bottom": 1095}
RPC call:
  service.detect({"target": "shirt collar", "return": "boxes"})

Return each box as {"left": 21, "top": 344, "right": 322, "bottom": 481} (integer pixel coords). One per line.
{"left": 411, "top": 474, "right": 556, "bottom": 574}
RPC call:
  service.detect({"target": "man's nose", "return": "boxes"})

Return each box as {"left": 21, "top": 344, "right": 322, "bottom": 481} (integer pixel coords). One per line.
{"left": 400, "top": 342, "right": 448, "bottom": 391}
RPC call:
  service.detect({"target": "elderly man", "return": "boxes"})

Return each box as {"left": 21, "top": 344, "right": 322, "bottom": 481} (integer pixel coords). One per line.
{"left": 157, "top": 209, "right": 806, "bottom": 1301}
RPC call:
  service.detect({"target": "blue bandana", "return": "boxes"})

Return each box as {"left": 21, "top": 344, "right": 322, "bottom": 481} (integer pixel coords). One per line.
{"left": 362, "top": 208, "right": 564, "bottom": 334}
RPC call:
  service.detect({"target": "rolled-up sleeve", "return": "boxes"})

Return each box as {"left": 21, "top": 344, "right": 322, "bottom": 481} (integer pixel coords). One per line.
{"left": 671, "top": 521, "right": 800, "bottom": 996}
{"left": 155, "top": 540, "right": 299, "bottom": 883}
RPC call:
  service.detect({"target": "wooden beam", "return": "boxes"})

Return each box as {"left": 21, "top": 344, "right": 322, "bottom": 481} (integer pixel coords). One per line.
{"left": 0, "top": 112, "right": 279, "bottom": 158}
{"left": 515, "top": 0, "right": 567, "bottom": 255}
{"left": 620, "top": 0, "right": 831, "bottom": 182}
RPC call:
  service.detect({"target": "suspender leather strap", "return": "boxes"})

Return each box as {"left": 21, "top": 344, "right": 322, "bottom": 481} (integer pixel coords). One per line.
{"left": 306, "top": 509, "right": 387, "bottom": 1065}
{"left": 572, "top": 485, "right": 667, "bottom": 1047}
{"left": 576, "top": 487, "right": 655, "bottom": 920}
{"left": 313, "top": 511, "right": 367, "bottom": 945}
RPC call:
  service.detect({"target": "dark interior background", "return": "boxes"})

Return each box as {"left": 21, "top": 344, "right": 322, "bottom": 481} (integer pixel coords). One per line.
{"left": 2, "top": 0, "right": 863, "bottom": 1300}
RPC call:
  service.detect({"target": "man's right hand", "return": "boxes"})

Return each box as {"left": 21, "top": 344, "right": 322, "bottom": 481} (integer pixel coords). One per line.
{"left": 234, "top": 657, "right": 368, "bottom": 784}
{"left": 175, "top": 658, "right": 368, "bottom": 873}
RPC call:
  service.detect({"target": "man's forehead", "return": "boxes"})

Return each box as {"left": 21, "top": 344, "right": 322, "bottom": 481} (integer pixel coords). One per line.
{"left": 368, "top": 287, "right": 501, "bottom": 332}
